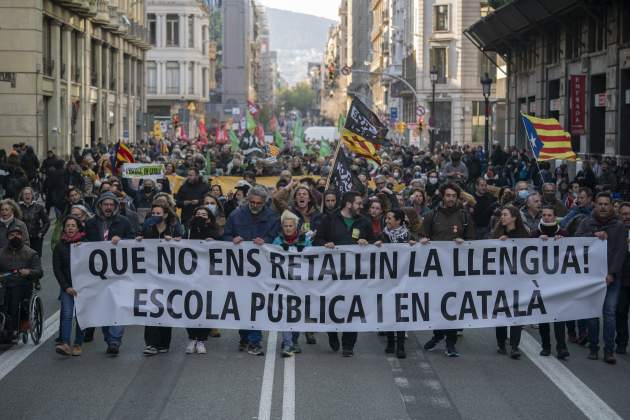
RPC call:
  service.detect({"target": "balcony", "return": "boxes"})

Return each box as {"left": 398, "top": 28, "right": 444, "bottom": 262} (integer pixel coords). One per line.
{"left": 127, "top": 20, "right": 152, "bottom": 50}
{"left": 103, "top": 6, "right": 120, "bottom": 31}
{"left": 92, "top": 0, "right": 110, "bottom": 25}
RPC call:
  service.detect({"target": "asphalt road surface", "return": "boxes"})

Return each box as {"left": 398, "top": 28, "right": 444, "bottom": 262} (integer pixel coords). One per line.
{"left": 0, "top": 232, "right": 628, "bottom": 420}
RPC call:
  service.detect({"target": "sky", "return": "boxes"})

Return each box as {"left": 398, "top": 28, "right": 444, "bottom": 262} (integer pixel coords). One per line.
{"left": 258, "top": 0, "right": 341, "bottom": 21}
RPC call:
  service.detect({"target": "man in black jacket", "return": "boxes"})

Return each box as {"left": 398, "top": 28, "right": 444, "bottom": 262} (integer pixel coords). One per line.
{"left": 615, "top": 202, "right": 630, "bottom": 355}
{"left": 315, "top": 191, "right": 372, "bottom": 357}
{"left": 472, "top": 177, "right": 497, "bottom": 239}
{"left": 576, "top": 192, "right": 627, "bottom": 364}
{"left": 84, "top": 192, "right": 134, "bottom": 355}
{"left": 176, "top": 167, "right": 211, "bottom": 224}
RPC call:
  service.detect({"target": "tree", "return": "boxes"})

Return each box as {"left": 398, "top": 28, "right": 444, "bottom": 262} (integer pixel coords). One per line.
{"left": 276, "top": 82, "right": 316, "bottom": 116}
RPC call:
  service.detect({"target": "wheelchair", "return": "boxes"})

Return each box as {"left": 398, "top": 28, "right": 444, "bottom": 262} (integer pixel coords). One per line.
{"left": 0, "top": 272, "right": 44, "bottom": 345}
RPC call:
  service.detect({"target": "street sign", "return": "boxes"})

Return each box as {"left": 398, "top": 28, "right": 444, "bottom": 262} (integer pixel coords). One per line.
{"left": 390, "top": 107, "right": 398, "bottom": 121}
{"left": 341, "top": 65, "right": 351, "bottom": 76}
{"left": 416, "top": 105, "right": 425, "bottom": 116}
{"left": 594, "top": 93, "right": 606, "bottom": 107}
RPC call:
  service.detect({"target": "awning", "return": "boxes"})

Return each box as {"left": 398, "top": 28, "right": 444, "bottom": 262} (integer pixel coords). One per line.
{"left": 465, "top": 0, "right": 579, "bottom": 55}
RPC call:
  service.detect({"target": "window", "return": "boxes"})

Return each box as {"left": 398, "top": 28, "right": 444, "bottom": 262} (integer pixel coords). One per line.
{"left": 202, "top": 68, "right": 208, "bottom": 96}
{"left": 147, "top": 62, "right": 157, "bottom": 94}
{"left": 623, "top": 1, "right": 630, "bottom": 44}
{"left": 136, "top": 61, "right": 143, "bottom": 96}
{"left": 166, "top": 14, "right": 179, "bottom": 47}
{"left": 433, "top": 5, "right": 449, "bottom": 32}
{"left": 188, "top": 15, "right": 194, "bottom": 48}
{"left": 90, "top": 40, "right": 98, "bottom": 86}
{"left": 587, "top": 15, "right": 606, "bottom": 53}
{"left": 430, "top": 47, "right": 447, "bottom": 83}
{"left": 565, "top": 18, "right": 581, "bottom": 59}
{"left": 71, "top": 31, "right": 79, "bottom": 82}
{"left": 166, "top": 61, "right": 179, "bottom": 94}
{"left": 471, "top": 101, "right": 490, "bottom": 144}
{"left": 148, "top": 13, "right": 157, "bottom": 46}
{"left": 202, "top": 25, "right": 207, "bottom": 54}
{"left": 479, "top": 51, "right": 496, "bottom": 80}
{"left": 188, "top": 62, "right": 194, "bottom": 94}
{"left": 109, "top": 48, "right": 117, "bottom": 91}
{"left": 123, "top": 55, "right": 130, "bottom": 94}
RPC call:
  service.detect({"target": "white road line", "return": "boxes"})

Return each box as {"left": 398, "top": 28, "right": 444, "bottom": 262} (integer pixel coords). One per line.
{"left": 282, "top": 353, "right": 295, "bottom": 420}
{"left": 0, "top": 311, "right": 59, "bottom": 382}
{"left": 520, "top": 331, "right": 623, "bottom": 420}
{"left": 257, "top": 331, "right": 278, "bottom": 420}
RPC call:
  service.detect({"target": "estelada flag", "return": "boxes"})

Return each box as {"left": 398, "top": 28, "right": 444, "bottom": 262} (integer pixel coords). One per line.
{"left": 111, "top": 140, "right": 135, "bottom": 174}
{"left": 520, "top": 113, "right": 578, "bottom": 161}
{"left": 341, "top": 98, "right": 388, "bottom": 165}
{"left": 247, "top": 100, "right": 259, "bottom": 116}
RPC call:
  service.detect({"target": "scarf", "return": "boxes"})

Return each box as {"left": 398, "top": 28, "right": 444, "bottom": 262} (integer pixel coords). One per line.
{"left": 283, "top": 231, "right": 299, "bottom": 245}
{"left": 0, "top": 216, "right": 14, "bottom": 227}
{"left": 538, "top": 221, "right": 559, "bottom": 237}
{"left": 383, "top": 225, "right": 410, "bottom": 243}
{"left": 61, "top": 231, "right": 86, "bottom": 243}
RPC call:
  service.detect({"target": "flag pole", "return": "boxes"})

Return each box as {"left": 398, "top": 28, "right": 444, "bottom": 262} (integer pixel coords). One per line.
{"left": 320, "top": 134, "right": 343, "bottom": 213}
{"left": 520, "top": 112, "right": 546, "bottom": 186}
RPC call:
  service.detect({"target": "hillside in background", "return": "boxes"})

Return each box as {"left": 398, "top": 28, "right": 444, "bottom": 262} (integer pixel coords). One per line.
{"left": 266, "top": 8, "right": 335, "bottom": 85}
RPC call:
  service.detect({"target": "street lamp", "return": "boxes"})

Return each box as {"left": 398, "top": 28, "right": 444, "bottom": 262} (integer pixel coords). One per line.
{"left": 429, "top": 66, "right": 438, "bottom": 153}
{"left": 480, "top": 72, "right": 493, "bottom": 160}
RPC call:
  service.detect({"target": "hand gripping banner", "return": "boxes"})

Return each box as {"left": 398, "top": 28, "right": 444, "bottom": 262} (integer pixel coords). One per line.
{"left": 72, "top": 238, "right": 608, "bottom": 332}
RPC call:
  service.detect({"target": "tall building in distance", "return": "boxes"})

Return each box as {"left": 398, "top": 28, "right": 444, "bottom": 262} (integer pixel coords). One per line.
{"left": 145, "top": 0, "right": 211, "bottom": 138}
{"left": 0, "top": 0, "right": 150, "bottom": 157}
{"left": 220, "top": 0, "right": 275, "bottom": 121}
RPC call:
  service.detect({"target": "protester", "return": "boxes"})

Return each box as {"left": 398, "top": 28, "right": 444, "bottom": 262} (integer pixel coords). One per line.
{"left": 472, "top": 178, "right": 497, "bottom": 239}
{"left": 315, "top": 191, "right": 372, "bottom": 357}
{"left": 18, "top": 187, "right": 50, "bottom": 256}
{"left": 421, "top": 183, "right": 475, "bottom": 357}
{"left": 0, "top": 199, "right": 30, "bottom": 249}
{"left": 176, "top": 167, "right": 211, "bottom": 224}
{"left": 136, "top": 203, "right": 184, "bottom": 356}
{"left": 520, "top": 193, "right": 542, "bottom": 232}
{"left": 576, "top": 192, "right": 627, "bottom": 364}
{"left": 529, "top": 206, "right": 570, "bottom": 360}
{"left": 615, "top": 202, "right": 630, "bottom": 355}
{"left": 53, "top": 216, "right": 86, "bottom": 356}
{"left": 223, "top": 185, "right": 279, "bottom": 356}
{"left": 273, "top": 210, "right": 312, "bottom": 357}
{"left": 374, "top": 208, "right": 417, "bottom": 359}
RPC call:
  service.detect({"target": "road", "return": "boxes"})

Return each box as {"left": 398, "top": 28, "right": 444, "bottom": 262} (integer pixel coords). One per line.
{"left": 0, "top": 232, "right": 628, "bottom": 420}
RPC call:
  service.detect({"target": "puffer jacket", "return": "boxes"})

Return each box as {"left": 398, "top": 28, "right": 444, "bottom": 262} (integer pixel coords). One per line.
{"left": 222, "top": 205, "right": 280, "bottom": 243}
{"left": 85, "top": 192, "right": 134, "bottom": 242}
{"left": 0, "top": 243, "right": 42, "bottom": 287}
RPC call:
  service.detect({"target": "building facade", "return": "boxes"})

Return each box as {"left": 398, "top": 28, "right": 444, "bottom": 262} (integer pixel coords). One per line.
{"left": 145, "top": 0, "right": 211, "bottom": 138}
{"left": 467, "top": 0, "right": 630, "bottom": 157}
{"left": 0, "top": 0, "right": 150, "bottom": 158}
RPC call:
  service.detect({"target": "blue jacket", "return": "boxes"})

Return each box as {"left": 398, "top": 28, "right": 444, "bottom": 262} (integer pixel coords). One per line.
{"left": 222, "top": 205, "right": 280, "bottom": 243}
{"left": 559, "top": 205, "right": 592, "bottom": 230}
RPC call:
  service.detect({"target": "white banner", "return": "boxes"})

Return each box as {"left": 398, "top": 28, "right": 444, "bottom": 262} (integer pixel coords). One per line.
{"left": 121, "top": 163, "right": 165, "bottom": 180}
{"left": 72, "top": 238, "right": 608, "bottom": 332}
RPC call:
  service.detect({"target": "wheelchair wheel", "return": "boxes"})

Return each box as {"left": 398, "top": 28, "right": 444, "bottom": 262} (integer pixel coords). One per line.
{"left": 29, "top": 294, "right": 43, "bottom": 345}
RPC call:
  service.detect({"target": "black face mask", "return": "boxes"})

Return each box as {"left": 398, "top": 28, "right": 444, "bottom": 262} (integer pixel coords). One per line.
{"left": 9, "top": 237, "right": 22, "bottom": 249}
{"left": 143, "top": 186, "right": 153, "bottom": 193}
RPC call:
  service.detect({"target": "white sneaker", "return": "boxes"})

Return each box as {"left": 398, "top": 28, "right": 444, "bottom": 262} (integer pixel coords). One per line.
{"left": 196, "top": 341, "right": 207, "bottom": 354}
{"left": 186, "top": 340, "right": 197, "bottom": 354}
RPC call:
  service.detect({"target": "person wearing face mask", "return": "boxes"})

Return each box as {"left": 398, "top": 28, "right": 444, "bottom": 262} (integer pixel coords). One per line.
{"left": 132, "top": 179, "right": 159, "bottom": 209}
{"left": 323, "top": 190, "right": 338, "bottom": 216}
{"left": 185, "top": 206, "right": 222, "bottom": 351}
{"left": 223, "top": 186, "right": 280, "bottom": 356}
{"left": 442, "top": 151, "right": 468, "bottom": 183}
{"left": 0, "top": 199, "right": 29, "bottom": 249}
{"left": 136, "top": 204, "right": 184, "bottom": 356}
{"left": 541, "top": 183, "right": 567, "bottom": 217}
{"left": 0, "top": 227, "right": 42, "bottom": 344}
{"left": 614, "top": 202, "right": 630, "bottom": 355}
{"left": 203, "top": 193, "right": 226, "bottom": 236}
{"left": 513, "top": 181, "right": 530, "bottom": 207}
{"left": 175, "top": 168, "right": 211, "bottom": 225}
{"left": 425, "top": 171, "right": 441, "bottom": 208}
{"left": 576, "top": 192, "right": 627, "bottom": 364}
{"left": 530, "top": 206, "right": 570, "bottom": 359}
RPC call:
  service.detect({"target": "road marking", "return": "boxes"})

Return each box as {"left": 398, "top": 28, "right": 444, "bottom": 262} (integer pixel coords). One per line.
{"left": 257, "top": 331, "right": 278, "bottom": 420}
{"left": 520, "top": 331, "right": 623, "bottom": 420}
{"left": 0, "top": 311, "right": 59, "bottom": 382}
{"left": 282, "top": 353, "right": 295, "bottom": 420}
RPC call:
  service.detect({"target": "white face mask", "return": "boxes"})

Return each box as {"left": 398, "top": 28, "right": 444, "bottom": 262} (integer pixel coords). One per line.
{"left": 428, "top": 177, "right": 438, "bottom": 185}
{"left": 207, "top": 204, "right": 218, "bottom": 216}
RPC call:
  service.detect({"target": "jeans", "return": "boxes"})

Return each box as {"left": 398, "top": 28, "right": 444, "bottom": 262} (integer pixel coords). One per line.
{"left": 102, "top": 325, "right": 124, "bottom": 346}
{"left": 239, "top": 329, "right": 262, "bottom": 346}
{"left": 588, "top": 279, "right": 621, "bottom": 353}
{"left": 496, "top": 326, "right": 522, "bottom": 347}
{"left": 60, "top": 290, "right": 83, "bottom": 345}
{"left": 282, "top": 332, "right": 299, "bottom": 348}
{"left": 566, "top": 319, "right": 588, "bottom": 338}
{"left": 615, "top": 286, "right": 630, "bottom": 349}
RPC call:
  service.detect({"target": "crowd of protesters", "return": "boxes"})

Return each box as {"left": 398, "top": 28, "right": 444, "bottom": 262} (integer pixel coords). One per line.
{"left": 0, "top": 135, "right": 629, "bottom": 365}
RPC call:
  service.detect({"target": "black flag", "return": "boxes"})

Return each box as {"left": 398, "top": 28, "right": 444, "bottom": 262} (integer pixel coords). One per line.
{"left": 330, "top": 147, "right": 362, "bottom": 195}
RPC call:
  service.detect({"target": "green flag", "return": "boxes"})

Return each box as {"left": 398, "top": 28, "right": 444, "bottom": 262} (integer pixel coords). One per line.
{"left": 274, "top": 129, "right": 284, "bottom": 149}
{"left": 337, "top": 113, "right": 346, "bottom": 133}
{"left": 246, "top": 110, "right": 257, "bottom": 132}
{"left": 228, "top": 129, "right": 240, "bottom": 152}
{"left": 293, "top": 117, "right": 305, "bottom": 153}
{"left": 319, "top": 140, "right": 331, "bottom": 158}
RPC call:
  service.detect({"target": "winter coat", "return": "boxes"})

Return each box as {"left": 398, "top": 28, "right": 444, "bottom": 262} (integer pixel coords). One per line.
{"left": 576, "top": 212, "right": 627, "bottom": 279}
{"left": 85, "top": 192, "right": 134, "bottom": 242}
{"left": 175, "top": 180, "right": 211, "bottom": 224}
{"left": 473, "top": 192, "right": 498, "bottom": 229}
{"left": 314, "top": 210, "right": 373, "bottom": 246}
{"left": 222, "top": 205, "right": 280, "bottom": 243}
{"left": 52, "top": 237, "right": 84, "bottom": 290}
{"left": 0, "top": 243, "right": 42, "bottom": 287}
{"left": 272, "top": 233, "right": 313, "bottom": 251}
{"left": 422, "top": 205, "right": 475, "bottom": 241}
{"left": 19, "top": 202, "right": 50, "bottom": 239}
{"left": 140, "top": 220, "right": 184, "bottom": 239}
{"left": 187, "top": 218, "right": 221, "bottom": 240}
{"left": 0, "top": 218, "right": 30, "bottom": 249}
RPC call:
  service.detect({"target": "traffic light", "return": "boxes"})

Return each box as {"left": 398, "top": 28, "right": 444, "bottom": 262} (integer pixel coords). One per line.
{"left": 418, "top": 116, "right": 425, "bottom": 134}
{"left": 327, "top": 63, "right": 335, "bottom": 81}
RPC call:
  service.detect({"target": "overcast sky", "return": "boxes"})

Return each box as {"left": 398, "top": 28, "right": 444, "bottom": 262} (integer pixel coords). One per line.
{"left": 258, "top": 0, "right": 341, "bottom": 21}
